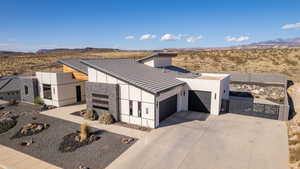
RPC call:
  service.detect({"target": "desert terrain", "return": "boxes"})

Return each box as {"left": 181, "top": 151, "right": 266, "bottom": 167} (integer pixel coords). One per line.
{"left": 0, "top": 48, "right": 300, "bottom": 82}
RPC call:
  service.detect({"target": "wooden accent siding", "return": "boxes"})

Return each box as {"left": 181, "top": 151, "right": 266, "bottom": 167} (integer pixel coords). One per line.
{"left": 63, "top": 65, "right": 88, "bottom": 80}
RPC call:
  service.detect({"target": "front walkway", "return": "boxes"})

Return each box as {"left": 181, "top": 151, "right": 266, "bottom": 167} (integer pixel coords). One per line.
{"left": 41, "top": 104, "right": 147, "bottom": 139}
{"left": 0, "top": 145, "right": 61, "bottom": 169}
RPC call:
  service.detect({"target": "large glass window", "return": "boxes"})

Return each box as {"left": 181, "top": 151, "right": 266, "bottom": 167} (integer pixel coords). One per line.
{"left": 129, "top": 100, "right": 133, "bottom": 115}
{"left": 138, "top": 102, "right": 142, "bottom": 117}
{"left": 43, "top": 84, "right": 52, "bottom": 100}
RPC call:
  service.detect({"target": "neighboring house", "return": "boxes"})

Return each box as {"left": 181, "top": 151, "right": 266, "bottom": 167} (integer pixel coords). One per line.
{"left": 0, "top": 75, "right": 21, "bottom": 101}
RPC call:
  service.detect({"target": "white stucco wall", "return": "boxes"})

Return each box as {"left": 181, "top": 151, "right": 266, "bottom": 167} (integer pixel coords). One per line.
{"left": 177, "top": 74, "right": 230, "bottom": 115}
{"left": 142, "top": 57, "right": 172, "bottom": 68}
{"left": 155, "top": 85, "right": 188, "bottom": 126}
{"left": 144, "top": 59, "right": 155, "bottom": 67}
{"left": 36, "top": 72, "right": 86, "bottom": 107}
{"left": 88, "top": 67, "right": 156, "bottom": 128}
{"left": 155, "top": 57, "right": 172, "bottom": 67}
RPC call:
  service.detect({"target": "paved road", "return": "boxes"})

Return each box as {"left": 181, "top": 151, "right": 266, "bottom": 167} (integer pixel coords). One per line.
{"left": 106, "top": 112, "right": 289, "bottom": 169}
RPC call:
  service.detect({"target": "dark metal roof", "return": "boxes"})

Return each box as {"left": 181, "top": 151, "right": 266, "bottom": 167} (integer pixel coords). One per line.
{"left": 81, "top": 59, "right": 185, "bottom": 94}
{"left": 136, "top": 53, "right": 177, "bottom": 63}
{"left": 155, "top": 66, "right": 197, "bottom": 78}
{"left": 58, "top": 58, "right": 88, "bottom": 74}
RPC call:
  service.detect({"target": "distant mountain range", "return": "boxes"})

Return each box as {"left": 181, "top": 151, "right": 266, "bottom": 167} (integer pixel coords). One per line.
{"left": 240, "top": 37, "right": 300, "bottom": 48}
{"left": 1, "top": 37, "right": 300, "bottom": 55}
{"left": 36, "top": 47, "right": 121, "bottom": 54}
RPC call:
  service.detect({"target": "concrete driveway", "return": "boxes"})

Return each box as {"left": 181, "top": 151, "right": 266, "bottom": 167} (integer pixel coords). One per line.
{"left": 106, "top": 111, "right": 288, "bottom": 169}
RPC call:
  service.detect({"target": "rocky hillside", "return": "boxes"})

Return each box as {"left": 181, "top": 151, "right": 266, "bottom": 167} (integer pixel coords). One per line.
{"left": 173, "top": 48, "right": 300, "bottom": 82}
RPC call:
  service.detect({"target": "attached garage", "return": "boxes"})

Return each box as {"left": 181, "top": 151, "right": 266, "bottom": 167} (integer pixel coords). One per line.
{"left": 188, "top": 90, "right": 211, "bottom": 113}
{"left": 159, "top": 94, "right": 177, "bottom": 121}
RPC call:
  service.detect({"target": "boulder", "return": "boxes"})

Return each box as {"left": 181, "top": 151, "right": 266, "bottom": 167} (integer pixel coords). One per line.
{"left": 121, "top": 137, "right": 134, "bottom": 144}
{"left": 78, "top": 165, "right": 89, "bottom": 169}
{"left": 252, "top": 89, "right": 260, "bottom": 95}
{"left": 20, "top": 139, "right": 34, "bottom": 146}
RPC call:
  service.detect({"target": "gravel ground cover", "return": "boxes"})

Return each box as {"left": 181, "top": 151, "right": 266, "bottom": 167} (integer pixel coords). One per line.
{"left": 0, "top": 105, "right": 136, "bottom": 169}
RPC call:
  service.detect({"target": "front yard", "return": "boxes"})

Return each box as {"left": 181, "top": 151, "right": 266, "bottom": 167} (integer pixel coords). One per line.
{"left": 0, "top": 103, "right": 136, "bottom": 169}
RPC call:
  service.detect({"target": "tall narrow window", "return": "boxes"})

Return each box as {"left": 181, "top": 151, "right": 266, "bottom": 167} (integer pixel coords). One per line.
{"left": 138, "top": 102, "right": 142, "bottom": 117}
{"left": 24, "top": 85, "right": 28, "bottom": 95}
{"left": 43, "top": 84, "right": 52, "bottom": 100}
{"left": 129, "top": 100, "right": 133, "bottom": 115}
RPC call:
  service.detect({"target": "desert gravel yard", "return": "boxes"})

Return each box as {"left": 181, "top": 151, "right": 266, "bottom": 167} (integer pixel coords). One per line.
{"left": 0, "top": 104, "right": 136, "bottom": 169}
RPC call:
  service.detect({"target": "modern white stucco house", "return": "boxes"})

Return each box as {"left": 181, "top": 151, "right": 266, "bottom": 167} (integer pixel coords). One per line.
{"left": 20, "top": 53, "right": 230, "bottom": 128}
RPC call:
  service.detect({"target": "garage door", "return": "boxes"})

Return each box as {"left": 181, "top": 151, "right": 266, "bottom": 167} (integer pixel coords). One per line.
{"left": 188, "top": 90, "right": 211, "bottom": 113}
{"left": 159, "top": 94, "right": 177, "bottom": 122}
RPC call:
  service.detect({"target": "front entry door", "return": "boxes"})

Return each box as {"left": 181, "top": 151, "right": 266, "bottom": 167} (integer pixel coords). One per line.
{"left": 76, "top": 86, "right": 81, "bottom": 102}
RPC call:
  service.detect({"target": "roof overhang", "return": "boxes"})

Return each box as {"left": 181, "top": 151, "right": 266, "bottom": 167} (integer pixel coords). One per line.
{"left": 136, "top": 53, "right": 177, "bottom": 63}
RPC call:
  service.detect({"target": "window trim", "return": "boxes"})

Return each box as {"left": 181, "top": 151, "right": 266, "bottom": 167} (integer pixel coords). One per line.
{"left": 43, "top": 84, "right": 52, "bottom": 100}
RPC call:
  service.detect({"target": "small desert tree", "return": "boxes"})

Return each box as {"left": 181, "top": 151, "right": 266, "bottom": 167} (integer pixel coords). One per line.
{"left": 80, "top": 123, "right": 90, "bottom": 142}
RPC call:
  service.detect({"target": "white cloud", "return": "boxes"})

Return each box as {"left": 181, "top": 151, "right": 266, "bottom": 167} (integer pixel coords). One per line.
{"left": 160, "top": 34, "right": 182, "bottom": 41}
{"left": 225, "top": 36, "right": 250, "bottom": 42}
{"left": 282, "top": 22, "right": 300, "bottom": 30}
{"left": 186, "top": 36, "right": 202, "bottom": 43}
{"left": 0, "top": 43, "right": 9, "bottom": 47}
{"left": 125, "top": 35, "right": 134, "bottom": 40}
{"left": 140, "top": 34, "right": 156, "bottom": 40}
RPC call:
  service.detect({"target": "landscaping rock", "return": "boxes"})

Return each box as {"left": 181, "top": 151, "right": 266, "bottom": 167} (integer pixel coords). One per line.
{"left": 0, "top": 117, "right": 17, "bottom": 134}
{"left": 0, "top": 111, "right": 18, "bottom": 119}
{"left": 59, "top": 132, "right": 100, "bottom": 153}
{"left": 230, "top": 83, "right": 285, "bottom": 104}
{"left": 89, "top": 134, "right": 100, "bottom": 142}
{"left": 78, "top": 165, "right": 89, "bottom": 169}
{"left": 11, "top": 122, "right": 50, "bottom": 139}
{"left": 20, "top": 139, "right": 34, "bottom": 146}
{"left": 80, "top": 109, "right": 87, "bottom": 116}
{"left": 121, "top": 137, "right": 134, "bottom": 144}
{"left": 40, "top": 104, "right": 48, "bottom": 111}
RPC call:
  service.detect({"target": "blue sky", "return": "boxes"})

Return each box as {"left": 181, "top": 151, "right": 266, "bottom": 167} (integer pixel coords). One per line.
{"left": 0, "top": 0, "right": 300, "bottom": 52}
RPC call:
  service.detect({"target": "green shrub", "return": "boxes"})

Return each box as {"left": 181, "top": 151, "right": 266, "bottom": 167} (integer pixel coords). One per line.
{"left": 80, "top": 123, "right": 89, "bottom": 142}
{"left": 99, "top": 111, "right": 114, "bottom": 125}
{"left": 83, "top": 109, "right": 98, "bottom": 121}
{"left": 34, "top": 97, "right": 44, "bottom": 105}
